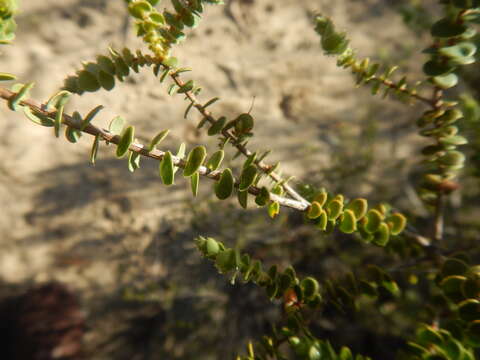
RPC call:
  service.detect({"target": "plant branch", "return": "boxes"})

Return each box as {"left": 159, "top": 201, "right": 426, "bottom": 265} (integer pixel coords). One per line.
{"left": 170, "top": 73, "right": 311, "bottom": 207}
{"left": 0, "top": 86, "right": 309, "bottom": 212}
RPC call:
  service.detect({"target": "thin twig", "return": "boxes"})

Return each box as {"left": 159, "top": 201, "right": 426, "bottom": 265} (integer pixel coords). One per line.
{"left": 170, "top": 74, "right": 310, "bottom": 206}
{"left": 0, "top": 86, "right": 309, "bottom": 212}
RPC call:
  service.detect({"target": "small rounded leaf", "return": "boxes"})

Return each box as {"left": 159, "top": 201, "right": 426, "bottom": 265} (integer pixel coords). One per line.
{"left": 339, "top": 209, "right": 357, "bottom": 233}
{"left": 255, "top": 187, "right": 270, "bottom": 207}
{"left": 78, "top": 70, "right": 100, "bottom": 92}
{"left": 215, "top": 168, "right": 234, "bottom": 200}
{"left": 109, "top": 116, "right": 125, "bottom": 135}
{"left": 268, "top": 201, "right": 280, "bottom": 218}
{"left": 239, "top": 165, "right": 257, "bottom": 191}
{"left": 315, "top": 209, "right": 328, "bottom": 231}
{"left": 116, "top": 126, "right": 134, "bottom": 158}
{"left": 148, "top": 129, "right": 170, "bottom": 151}
{"left": 313, "top": 191, "right": 328, "bottom": 207}
{"left": 387, "top": 213, "right": 407, "bottom": 235}
{"left": 346, "top": 198, "right": 368, "bottom": 220}
{"left": 327, "top": 199, "right": 343, "bottom": 221}
{"left": 205, "top": 237, "right": 220, "bottom": 258}
{"left": 183, "top": 146, "right": 207, "bottom": 177}
{"left": 206, "top": 150, "right": 224, "bottom": 171}
{"left": 431, "top": 18, "right": 467, "bottom": 38}
{"left": 458, "top": 299, "right": 480, "bottom": 322}
{"left": 159, "top": 151, "right": 175, "bottom": 185}
{"left": 432, "top": 73, "right": 458, "bottom": 89}
{"left": 208, "top": 116, "right": 227, "bottom": 135}
{"left": 301, "top": 277, "right": 320, "bottom": 299}
{"left": 372, "top": 222, "right": 390, "bottom": 246}
{"left": 307, "top": 201, "right": 322, "bottom": 219}
{"left": 234, "top": 113, "right": 254, "bottom": 134}
{"left": 364, "top": 209, "right": 383, "bottom": 233}
{"left": 98, "top": 71, "right": 115, "bottom": 91}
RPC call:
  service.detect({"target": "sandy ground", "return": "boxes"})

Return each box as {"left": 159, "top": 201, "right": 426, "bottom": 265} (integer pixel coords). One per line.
{"left": 0, "top": 0, "right": 429, "bottom": 358}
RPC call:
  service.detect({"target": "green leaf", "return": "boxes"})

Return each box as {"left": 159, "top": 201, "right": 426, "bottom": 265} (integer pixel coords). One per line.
{"left": 215, "top": 168, "right": 234, "bottom": 200}
{"left": 372, "top": 222, "right": 390, "bottom": 246}
{"left": 439, "top": 135, "right": 468, "bottom": 146}
{"left": 128, "top": 150, "right": 141, "bottom": 172}
{"left": 346, "top": 198, "right": 368, "bottom": 220}
{"left": 208, "top": 116, "right": 227, "bottom": 135}
{"left": 316, "top": 209, "right": 328, "bottom": 230}
{"left": 234, "top": 113, "right": 254, "bottom": 134}
{"left": 301, "top": 277, "right": 320, "bottom": 299}
{"left": 423, "top": 60, "right": 454, "bottom": 77}
{"left": 159, "top": 151, "right": 175, "bottom": 185}
{"left": 466, "top": 320, "right": 480, "bottom": 347}
{"left": 163, "top": 56, "right": 178, "bottom": 68}
{"left": 54, "top": 105, "right": 65, "bottom": 138}
{"left": 178, "top": 80, "right": 194, "bottom": 93}
{"left": 90, "top": 134, "right": 100, "bottom": 165}
{"left": 173, "top": 142, "right": 186, "bottom": 175}
{"left": 268, "top": 201, "right": 280, "bottom": 218}
{"left": 417, "top": 325, "right": 445, "bottom": 346}
{"left": 339, "top": 209, "right": 357, "bottom": 233}
{"left": 128, "top": 1, "right": 152, "bottom": 19}
{"left": 322, "top": 31, "right": 349, "bottom": 55}
{"left": 167, "top": 83, "right": 179, "bottom": 95}
{"left": 238, "top": 190, "right": 248, "bottom": 209}
{"left": 148, "top": 129, "right": 170, "bottom": 151}
{"left": 364, "top": 209, "right": 383, "bottom": 233}
{"left": 441, "top": 275, "right": 467, "bottom": 302}
{"left": 8, "top": 82, "right": 33, "bottom": 111}
{"left": 109, "top": 116, "right": 126, "bottom": 135}
{"left": 183, "top": 146, "right": 207, "bottom": 177}
{"left": 98, "top": 70, "right": 115, "bottom": 91}
{"left": 206, "top": 150, "right": 224, "bottom": 171}
{"left": 339, "top": 347, "right": 353, "bottom": 360}
{"left": 439, "top": 42, "right": 477, "bottom": 59}
{"left": 313, "top": 191, "right": 328, "bottom": 207}
{"left": 432, "top": 73, "right": 458, "bottom": 89}
{"left": 23, "top": 107, "right": 54, "bottom": 127}
{"left": 81, "top": 105, "right": 104, "bottom": 130}
{"left": 239, "top": 165, "right": 257, "bottom": 191}
{"left": 46, "top": 90, "right": 71, "bottom": 110}
{"left": 78, "top": 70, "right": 101, "bottom": 92}
{"left": 387, "top": 213, "right": 407, "bottom": 235}
{"left": 307, "top": 201, "right": 323, "bottom": 219}
{"left": 113, "top": 56, "right": 130, "bottom": 77}
{"left": 442, "top": 258, "right": 469, "bottom": 277}
{"left": 438, "top": 150, "right": 466, "bottom": 166}
{"left": 203, "top": 97, "right": 220, "bottom": 109}
{"left": 215, "top": 248, "right": 236, "bottom": 273}
{"left": 65, "top": 126, "right": 81, "bottom": 143}
{"left": 431, "top": 18, "right": 467, "bottom": 38}
{"left": 0, "top": 72, "right": 15, "bottom": 81}
{"left": 116, "top": 125, "right": 134, "bottom": 158}
{"left": 205, "top": 237, "right": 220, "bottom": 258}
{"left": 97, "top": 55, "right": 116, "bottom": 75}
{"left": 191, "top": 171, "right": 200, "bottom": 196}
{"left": 255, "top": 187, "right": 270, "bottom": 207}
{"left": 184, "top": 102, "right": 194, "bottom": 119}
{"left": 327, "top": 199, "right": 343, "bottom": 221}
{"left": 458, "top": 299, "right": 480, "bottom": 322}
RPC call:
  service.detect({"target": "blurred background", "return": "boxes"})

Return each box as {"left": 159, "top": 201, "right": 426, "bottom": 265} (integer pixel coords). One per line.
{"left": 0, "top": 0, "right": 479, "bottom": 359}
